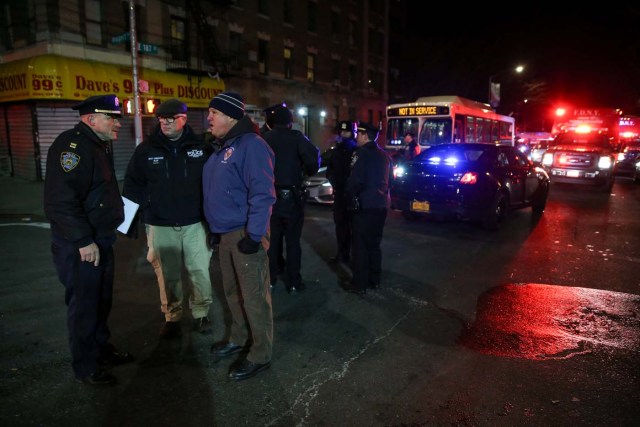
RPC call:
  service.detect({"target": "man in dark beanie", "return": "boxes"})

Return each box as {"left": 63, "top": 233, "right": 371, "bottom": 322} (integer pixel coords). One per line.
{"left": 123, "top": 98, "right": 215, "bottom": 339}
{"left": 262, "top": 105, "right": 320, "bottom": 294}
{"left": 203, "top": 91, "right": 276, "bottom": 381}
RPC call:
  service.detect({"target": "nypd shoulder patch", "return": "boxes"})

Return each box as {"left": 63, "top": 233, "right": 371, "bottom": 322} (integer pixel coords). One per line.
{"left": 60, "top": 152, "right": 80, "bottom": 172}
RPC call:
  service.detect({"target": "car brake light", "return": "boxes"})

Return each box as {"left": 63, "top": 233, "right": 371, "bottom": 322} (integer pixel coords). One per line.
{"left": 460, "top": 172, "right": 478, "bottom": 184}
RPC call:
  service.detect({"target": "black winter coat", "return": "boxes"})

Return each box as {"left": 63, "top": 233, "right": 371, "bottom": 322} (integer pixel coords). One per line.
{"left": 44, "top": 122, "right": 124, "bottom": 247}
{"left": 122, "top": 124, "right": 213, "bottom": 226}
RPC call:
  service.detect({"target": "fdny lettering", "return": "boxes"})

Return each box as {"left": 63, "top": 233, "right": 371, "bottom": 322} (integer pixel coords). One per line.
{"left": 187, "top": 149, "right": 204, "bottom": 158}
{"left": 60, "top": 152, "right": 80, "bottom": 172}
{"left": 148, "top": 156, "right": 164, "bottom": 165}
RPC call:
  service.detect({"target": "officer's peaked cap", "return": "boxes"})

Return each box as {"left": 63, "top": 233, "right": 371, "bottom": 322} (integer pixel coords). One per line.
{"left": 72, "top": 94, "right": 122, "bottom": 116}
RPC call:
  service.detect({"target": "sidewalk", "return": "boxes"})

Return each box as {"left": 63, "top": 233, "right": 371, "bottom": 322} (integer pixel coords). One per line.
{"left": 0, "top": 176, "right": 45, "bottom": 220}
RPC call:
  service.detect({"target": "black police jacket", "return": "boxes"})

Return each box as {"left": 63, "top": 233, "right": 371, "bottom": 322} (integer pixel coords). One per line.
{"left": 346, "top": 141, "right": 392, "bottom": 210}
{"left": 44, "top": 122, "right": 124, "bottom": 247}
{"left": 326, "top": 137, "right": 357, "bottom": 192}
{"left": 122, "top": 124, "right": 213, "bottom": 226}
{"left": 263, "top": 127, "right": 320, "bottom": 189}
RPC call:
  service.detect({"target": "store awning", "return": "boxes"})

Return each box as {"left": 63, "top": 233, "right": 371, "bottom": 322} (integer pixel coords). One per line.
{"left": 0, "top": 54, "right": 225, "bottom": 108}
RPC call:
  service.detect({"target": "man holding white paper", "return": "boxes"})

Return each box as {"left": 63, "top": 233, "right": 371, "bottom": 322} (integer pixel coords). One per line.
{"left": 122, "top": 99, "right": 215, "bottom": 339}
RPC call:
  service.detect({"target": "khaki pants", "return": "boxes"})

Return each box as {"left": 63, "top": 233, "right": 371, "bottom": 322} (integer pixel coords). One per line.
{"left": 146, "top": 222, "right": 213, "bottom": 321}
{"left": 218, "top": 229, "right": 273, "bottom": 364}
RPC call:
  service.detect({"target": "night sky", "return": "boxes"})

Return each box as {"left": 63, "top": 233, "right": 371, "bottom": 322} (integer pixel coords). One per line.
{"left": 402, "top": 5, "right": 640, "bottom": 129}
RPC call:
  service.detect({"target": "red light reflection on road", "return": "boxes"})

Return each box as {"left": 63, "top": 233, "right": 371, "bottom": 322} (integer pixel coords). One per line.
{"left": 459, "top": 283, "right": 640, "bottom": 360}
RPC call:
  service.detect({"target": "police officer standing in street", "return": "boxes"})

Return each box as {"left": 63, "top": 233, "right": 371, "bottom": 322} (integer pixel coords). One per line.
{"left": 44, "top": 94, "right": 134, "bottom": 386}
{"left": 344, "top": 122, "right": 392, "bottom": 295}
{"left": 262, "top": 105, "right": 320, "bottom": 293}
{"left": 123, "top": 99, "right": 214, "bottom": 339}
{"left": 326, "top": 120, "right": 358, "bottom": 264}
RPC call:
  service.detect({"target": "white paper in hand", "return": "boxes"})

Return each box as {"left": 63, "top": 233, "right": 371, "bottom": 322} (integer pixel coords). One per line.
{"left": 117, "top": 196, "right": 140, "bottom": 234}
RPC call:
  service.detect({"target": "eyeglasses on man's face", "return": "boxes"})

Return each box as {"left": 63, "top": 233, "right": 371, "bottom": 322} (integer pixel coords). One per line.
{"left": 158, "top": 115, "right": 186, "bottom": 124}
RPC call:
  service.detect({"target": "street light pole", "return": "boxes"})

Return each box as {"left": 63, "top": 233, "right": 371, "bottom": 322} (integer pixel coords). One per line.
{"left": 488, "top": 65, "right": 525, "bottom": 109}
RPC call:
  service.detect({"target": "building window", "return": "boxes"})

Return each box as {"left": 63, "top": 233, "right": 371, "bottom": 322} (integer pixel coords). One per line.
{"left": 348, "top": 19, "right": 356, "bottom": 47}
{"left": 258, "top": 0, "right": 268, "bottom": 17}
{"left": 307, "top": 53, "right": 316, "bottom": 83}
{"left": 330, "top": 10, "right": 340, "bottom": 42}
{"left": 284, "top": 47, "right": 293, "bottom": 79}
{"left": 171, "top": 16, "right": 187, "bottom": 61}
{"left": 307, "top": 1, "right": 317, "bottom": 33}
{"left": 331, "top": 59, "right": 340, "bottom": 85}
{"left": 228, "top": 31, "right": 241, "bottom": 68}
{"left": 284, "top": 0, "right": 293, "bottom": 25}
{"left": 85, "top": 0, "right": 104, "bottom": 46}
{"left": 348, "top": 64, "right": 357, "bottom": 90}
{"left": 258, "top": 39, "right": 268, "bottom": 75}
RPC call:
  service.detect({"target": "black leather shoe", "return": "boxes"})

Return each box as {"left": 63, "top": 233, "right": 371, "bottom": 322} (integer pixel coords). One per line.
{"left": 159, "top": 321, "right": 182, "bottom": 339}
{"left": 192, "top": 316, "right": 212, "bottom": 334}
{"left": 75, "top": 370, "right": 117, "bottom": 386}
{"left": 212, "top": 342, "right": 245, "bottom": 357}
{"left": 229, "top": 359, "right": 271, "bottom": 381}
{"left": 99, "top": 350, "right": 135, "bottom": 366}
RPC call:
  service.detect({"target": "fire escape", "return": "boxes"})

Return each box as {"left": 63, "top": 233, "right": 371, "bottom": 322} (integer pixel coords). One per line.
{"left": 166, "top": 0, "right": 233, "bottom": 78}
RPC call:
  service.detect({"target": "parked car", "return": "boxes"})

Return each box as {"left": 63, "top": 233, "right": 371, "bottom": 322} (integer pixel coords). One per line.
{"left": 391, "top": 143, "right": 550, "bottom": 230}
{"left": 528, "top": 138, "right": 556, "bottom": 165}
{"left": 304, "top": 166, "right": 333, "bottom": 205}
{"left": 614, "top": 139, "right": 640, "bottom": 177}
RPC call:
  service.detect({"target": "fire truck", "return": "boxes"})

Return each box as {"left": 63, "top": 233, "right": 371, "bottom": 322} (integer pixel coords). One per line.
{"left": 542, "top": 107, "right": 621, "bottom": 193}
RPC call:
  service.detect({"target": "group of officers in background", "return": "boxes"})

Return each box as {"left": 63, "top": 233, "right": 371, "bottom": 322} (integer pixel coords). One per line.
{"left": 43, "top": 92, "right": 391, "bottom": 387}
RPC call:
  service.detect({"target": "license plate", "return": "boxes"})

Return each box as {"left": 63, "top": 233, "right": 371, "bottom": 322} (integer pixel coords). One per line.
{"left": 411, "top": 200, "right": 430, "bottom": 212}
{"left": 567, "top": 170, "right": 580, "bottom": 177}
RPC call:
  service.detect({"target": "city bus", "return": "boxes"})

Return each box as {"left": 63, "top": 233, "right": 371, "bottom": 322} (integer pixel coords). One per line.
{"left": 385, "top": 96, "right": 516, "bottom": 152}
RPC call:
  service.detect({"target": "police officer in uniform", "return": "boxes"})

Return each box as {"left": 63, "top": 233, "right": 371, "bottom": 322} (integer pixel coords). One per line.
{"left": 326, "top": 120, "right": 358, "bottom": 264}
{"left": 260, "top": 103, "right": 283, "bottom": 136}
{"left": 262, "top": 105, "right": 320, "bottom": 293}
{"left": 122, "top": 99, "right": 214, "bottom": 339}
{"left": 44, "top": 94, "right": 134, "bottom": 386}
{"left": 344, "top": 122, "right": 392, "bottom": 295}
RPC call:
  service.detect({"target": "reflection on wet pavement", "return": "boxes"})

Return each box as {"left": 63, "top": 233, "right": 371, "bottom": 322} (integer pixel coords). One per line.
{"left": 459, "top": 283, "right": 640, "bottom": 360}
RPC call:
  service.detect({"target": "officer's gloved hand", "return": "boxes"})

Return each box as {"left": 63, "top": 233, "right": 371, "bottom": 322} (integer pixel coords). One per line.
{"left": 207, "top": 233, "right": 220, "bottom": 250}
{"left": 237, "top": 236, "right": 260, "bottom": 254}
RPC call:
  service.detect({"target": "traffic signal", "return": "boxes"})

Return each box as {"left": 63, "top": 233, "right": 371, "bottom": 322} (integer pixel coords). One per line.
{"left": 145, "top": 98, "right": 160, "bottom": 115}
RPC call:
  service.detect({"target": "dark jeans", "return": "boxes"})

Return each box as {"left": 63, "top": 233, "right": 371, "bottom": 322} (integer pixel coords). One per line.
{"left": 51, "top": 233, "right": 116, "bottom": 378}
{"left": 351, "top": 208, "right": 387, "bottom": 290}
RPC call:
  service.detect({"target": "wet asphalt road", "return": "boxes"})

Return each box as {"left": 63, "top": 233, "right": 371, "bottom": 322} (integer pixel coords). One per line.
{"left": 0, "top": 177, "right": 639, "bottom": 426}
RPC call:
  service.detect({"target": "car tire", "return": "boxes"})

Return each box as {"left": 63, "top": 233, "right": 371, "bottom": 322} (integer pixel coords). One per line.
{"left": 531, "top": 182, "right": 549, "bottom": 215}
{"left": 482, "top": 192, "right": 508, "bottom": 231}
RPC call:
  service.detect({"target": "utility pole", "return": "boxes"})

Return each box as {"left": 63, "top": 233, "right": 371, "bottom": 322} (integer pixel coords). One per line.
{"left": 129, "top": 0, "right": 143, "bottom": 146}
